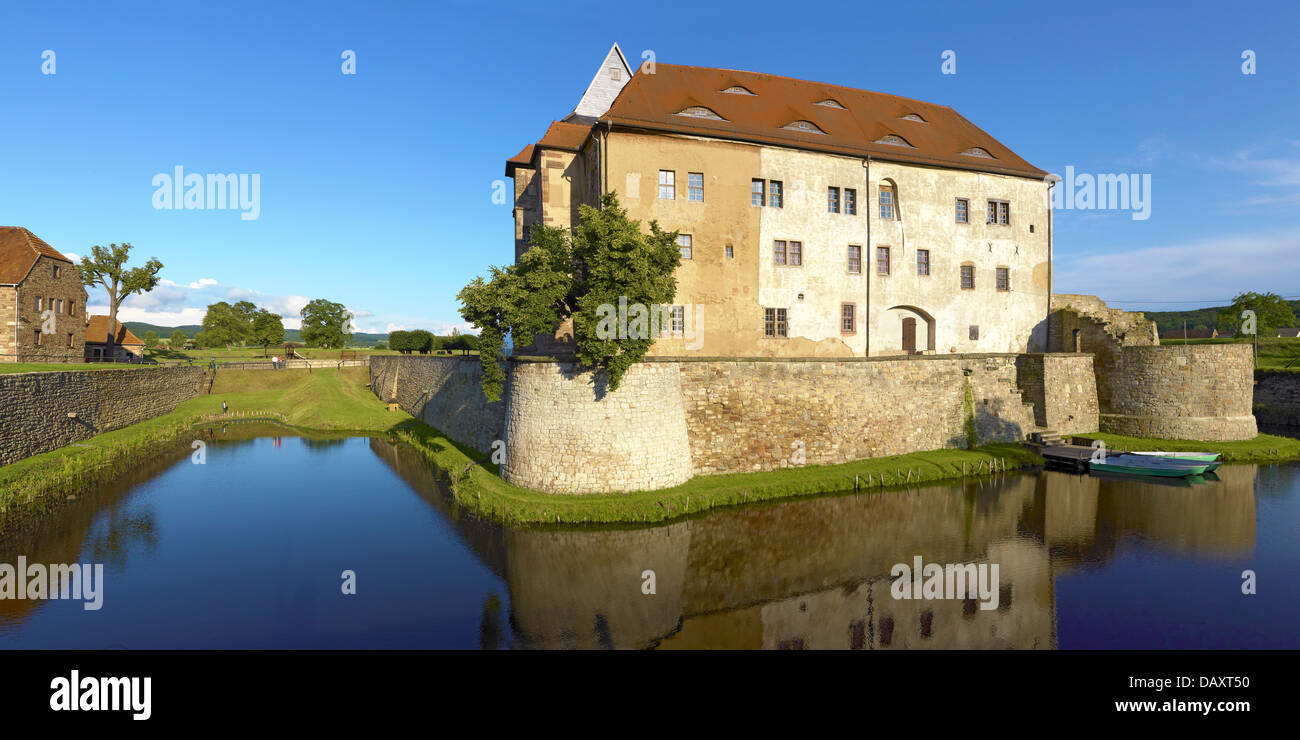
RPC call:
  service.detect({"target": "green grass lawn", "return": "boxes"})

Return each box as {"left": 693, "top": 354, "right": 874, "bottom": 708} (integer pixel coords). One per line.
{"left": 1080, "top": 431, "right": 1300, "bottom": 463}
{"left": 0, "top": 362, "right": 153, "bottom": 374}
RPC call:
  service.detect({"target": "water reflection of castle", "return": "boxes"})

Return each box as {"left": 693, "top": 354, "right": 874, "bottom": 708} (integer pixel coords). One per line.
{"left": 369, "top": 439, "right": 1257, "bottom": 649}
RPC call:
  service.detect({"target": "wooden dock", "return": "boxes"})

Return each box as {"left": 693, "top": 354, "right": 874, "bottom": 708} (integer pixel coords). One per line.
{"left": 1030, "top": 442, "right": 1129, "bottom": 473}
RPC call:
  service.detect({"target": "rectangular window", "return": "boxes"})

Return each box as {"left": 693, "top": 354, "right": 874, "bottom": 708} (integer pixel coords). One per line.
{"left": 789, "top": 241, "right": 802, "bottom": 267}
{"left": 53, "top": 265, "right": 61, "bottom": 278}
{"left": 688, "top": 172, "right": 704, "bottom": 202}
{"left": 879, "top": 186, "right": 895, "bottom": 220}
{"left": 769, "top": 180, "right": 783, "bottom": 208}
{"left": 610, "top": 67, "right": 621, "bottom": 81}
{"left": 847, "top": 245, "right": 862, "bottom": 274}
{"left": 956, "top": 198, "right": 969, "bottom": 223}
{"left": 67, "top": 333, "right": 74, "bottom": 348}
{"left": 996, "top": 267, "right": 1010, "bottom": 291}
{"left": 35, "top": 296, "right": 41, "bottom": 312}
{"left": 828, "top": 186, "right": 840, "bottom": 213}
{"left": 764, "top": 307, "right": 788, "bottom": 338}
{"left": 67, "top": 301, "right": 75, "bottom": 317}
{"left": 725, "top": 246, "right": 734, "bottom": 259}
{"left": 773, "top": 240, "right": 787, "bottom": 265}
{"left": 56, "top": 299, "right": 63, "bottom": 314}
{"left": 658, "top": 170, "right": 675, "bottom": 200}
{"left": 34, "top": 330, "right": 41, "bottom": 346}
{"left": 987, "top": 199, "right": 1009, "bottom": 225}
{"left": 751, "top": 178, "right": 765, "bottom": 206}
{"left": 671, "top": 305, "right": 685, "bottom": 334}
{"left": 876, "top": 246, "right": 891, "bottom": 275}
{"left": 969, "top": 325, "right": 980, "bottom": 340}
{"left": 841, "top": 303, "right": 856, "bottom": 334}
{"left": 845, "top": 188, "right": 857, "bottom": 215}
{"left": 961, "top": 264, "right": 975, "bottom": 289}
{"left": 678, "top": 233, "right": 693, "bottom": 260}
{"left": 917, "top": 249, "right": 930, "bottom": 276}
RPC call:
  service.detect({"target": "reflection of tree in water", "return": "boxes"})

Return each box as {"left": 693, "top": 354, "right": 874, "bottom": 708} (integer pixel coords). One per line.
{"left": 300, "top": 437, "right": 349, "bottom": 454}
{"left": 479, "top": 593, "right": 504, "bottom": 650}
{"left": 88, "top": 505, "right": 159, "bottom": 569}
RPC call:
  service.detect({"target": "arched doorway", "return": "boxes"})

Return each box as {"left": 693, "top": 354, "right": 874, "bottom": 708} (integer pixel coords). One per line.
{"left": 886, "top": 306, "right": 935, "bottom": 354}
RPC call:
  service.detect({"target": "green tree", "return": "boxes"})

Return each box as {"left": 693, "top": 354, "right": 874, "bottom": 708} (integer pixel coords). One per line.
{"left": 1218, "top": 292, "right": 1297, "bottom": 338}
{"left": 76, "top": 243, "right": 164, "bottom": 359}
{"left": 144, "top": 330, "right": 159, "bottom": 349}
{"left": 169, "top": 329, "right": 186, "bottom": 347}
{"left": 300, "top": 299, "right": 352, "bottom": 348}
{"left": 251, "top": 309, "right": 285, "bottom": 347}
{"left": 408, "top": 329, "right": 434, "bottom": 354}
{"left": 201, "top": 301, "right": 250, "bottom": 348}
{"left": 373, "top": 341, "right": 387, "bottom": 350}
{"left": 458, "top": 192, "right": 679, "bottom": 399}
{"left": 388, "top": 330, "right": 409, "bottom": 354}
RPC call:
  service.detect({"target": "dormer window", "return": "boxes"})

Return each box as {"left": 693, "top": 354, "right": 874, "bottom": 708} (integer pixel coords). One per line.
{"left": 961, "top": 147, "right": 995, "bottom": 158}
{"left": 899, "top": 113, "right": 927, "bottom": 122}
{"left": 874, "top": 134, "right": 914, "bottom": 147}
{"left": 814, "top": 99, "right": 846, "bottom": 109}
{"left": 720, "top": 85, "right": 756, "bottom": 95}
{"left": 675, "top": 106, "right": 727, "bottom": 120}
{"left": 782, "top": 120, "right": 826, "bottom": 134}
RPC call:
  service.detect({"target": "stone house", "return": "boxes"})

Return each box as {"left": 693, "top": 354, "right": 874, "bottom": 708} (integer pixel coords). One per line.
{"left": 505, "top": 44, "right": 1053, "bottom": 357}
{"left": 0, "top": 226, "right": 88, "bottom": 363}
{"left": 84, "top": 315, "right": 145, "bottom": 361}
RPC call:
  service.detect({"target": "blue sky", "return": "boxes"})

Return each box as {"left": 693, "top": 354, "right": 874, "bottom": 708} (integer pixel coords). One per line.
{"left": 1, "top": 0, "right": 1297, "bottom": 333}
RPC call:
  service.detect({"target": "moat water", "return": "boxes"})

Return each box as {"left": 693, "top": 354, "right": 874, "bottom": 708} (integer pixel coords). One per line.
{"left": 2, "top": 423, "right": 1297, "bottom": 649}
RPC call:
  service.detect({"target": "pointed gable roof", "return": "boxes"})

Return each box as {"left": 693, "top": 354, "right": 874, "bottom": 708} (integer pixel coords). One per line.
{"left": 599, "top": 64, "right": 1047, "bottom": 179}
{"left": 85, "top": 315, "right": 143, "bottom": 346}
{"left": 569, "top": 42, "right": 634, "bottom": 120}
{"left": 0, "top": 226, "right": 74, "bottom": 284}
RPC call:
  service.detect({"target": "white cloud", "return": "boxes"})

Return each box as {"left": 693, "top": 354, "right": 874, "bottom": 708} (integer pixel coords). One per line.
{"left": 64, "top": 252, "right": 80, "bottom": 263}
{"left": 1056, "top": 228, "right": 1300, "bottom": 308}
{"left": 188, "top": 277, "right": 218, "bottom": 289}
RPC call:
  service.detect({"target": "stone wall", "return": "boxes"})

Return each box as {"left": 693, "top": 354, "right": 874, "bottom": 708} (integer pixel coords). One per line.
{"left": 1097, "top": 344, "right": 1257, "bottom": 440}
{"left": 501, "top": 360, "right": 694, "bottom": 493}
{"left": 677, "top": 355, "right": 1037, "bottom": 475}
{"left": 1014, "top": 353, "right": 1099, "bottom": 435}
{"left": 1254, "top": 370, "right": 1300, "bottom": 427}
{"left": 0, "top": 366, "right": 205, "bottom": 465}
{"left": 368, "top": 355, "right": 504, "bottom": 455}
{"left": 15, "top": 255, "right": 89, "bottom": 363}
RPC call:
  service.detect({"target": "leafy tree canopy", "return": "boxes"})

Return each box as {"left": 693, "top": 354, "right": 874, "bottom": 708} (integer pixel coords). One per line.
{"left": 77, "top": 243, "right": 163, "bottom": 352}
{"left": 458, "top": 192, "right": 679, "bottom": 400}
{"left": 300, "top": 299, "right": 353, "bottom": 348}
{"left": 251, "top": 309, "right": 285, "bottom": 347}
{"left": 1217, "top": 292, "right": 1298, "bottom": 337}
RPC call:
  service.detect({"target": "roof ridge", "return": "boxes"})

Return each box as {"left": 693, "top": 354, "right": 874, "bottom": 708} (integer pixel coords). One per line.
{"left": 655, "top": 63, "right": 954, "bottom": 111}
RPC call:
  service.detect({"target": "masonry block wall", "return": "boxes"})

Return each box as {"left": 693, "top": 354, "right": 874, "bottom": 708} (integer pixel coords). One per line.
{"left": 14, "top": 255, "right": 89, "bottom": 363}
{"left": 677, "top": 355, "right": 1037, "bottom": 475}
{"left": 0, "top": 286, "right": 16, "bottom": 362}
{"left": 1014, "top": 353, "right": 1099, "bottom": 435}
{"left": 1097, "top": 344, "right": 1257, "bottom": 440}
{"left": 0, "top": 367, "right": 205, "bottom": 465}
{"left": 1253, "top": 370, "right": 1300, "bottom": 427}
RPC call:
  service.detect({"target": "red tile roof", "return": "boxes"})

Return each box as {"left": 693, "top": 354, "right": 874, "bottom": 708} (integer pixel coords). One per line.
{"left": 598, "top": 64, "right": 1047, "bottom": 179}
{"left": 0, "top": 226, "right": 74, "bottom": 284}
{"left": 504, "top": 121, "right": 596, "bottom": 177}
{"left": 85, "top": 315, "right": 143, "bottom": 346}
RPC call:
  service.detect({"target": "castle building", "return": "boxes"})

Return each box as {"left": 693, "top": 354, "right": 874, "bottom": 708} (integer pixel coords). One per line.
{"left": 505, "top": 44, "right": 1053, "bottom": 357}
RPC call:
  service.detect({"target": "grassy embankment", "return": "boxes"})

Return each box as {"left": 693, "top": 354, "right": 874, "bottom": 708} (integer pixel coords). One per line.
{"left": 0, "top": 365, "right": 1042, "bottom": 530}
{"left": 1080, "top": 431, "right": 1300, "bottom": 464}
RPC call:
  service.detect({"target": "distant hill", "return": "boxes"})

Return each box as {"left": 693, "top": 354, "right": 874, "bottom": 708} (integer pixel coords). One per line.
{"left": 123, "top": 322, "right": 391, "bottom": 346}
{"left": 1141, "top": 300, "right": 1300, "bottom": 334}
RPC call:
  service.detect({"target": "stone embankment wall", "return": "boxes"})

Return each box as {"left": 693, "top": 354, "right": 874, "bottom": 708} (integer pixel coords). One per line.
{"left": 0, "top": 366, "right": 205, "bottom": 465}
{"left": 1253, "top": 370, "right": 1300, "bottom": 428}
{"left": 373, "top": 354, "right": 1040, "bottom": 492}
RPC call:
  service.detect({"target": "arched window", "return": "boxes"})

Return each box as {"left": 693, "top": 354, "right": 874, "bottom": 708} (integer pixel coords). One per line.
{"left": 720, "top": 85, "right": 755, "bottom": 95}
{"left": 961, "top": 146, "right": 995, "bottom": 158}
{"left": 814, "top": 98, "right": 846, "bottom": 109}
{"left": 878, "top": 180, "right": 899, "bottom": 220}
{"left": 899, "top": 112, "right": 927, "bottom": 123}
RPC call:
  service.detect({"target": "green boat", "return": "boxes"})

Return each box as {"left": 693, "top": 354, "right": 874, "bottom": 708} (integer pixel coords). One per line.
{"left": 1089, "top": 455, "right": 1212, "bottom": 478}
{"left": 1128, "top": 451, "right": 1222, "bottom": 472}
